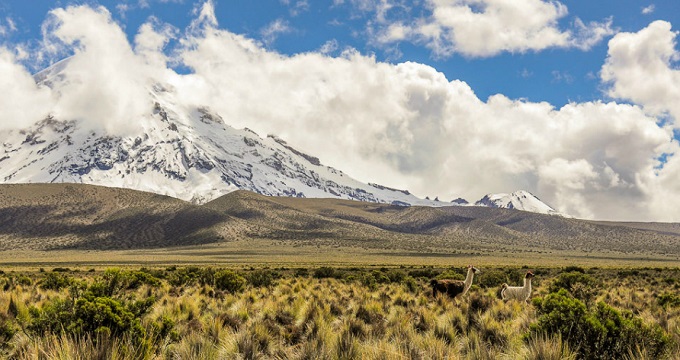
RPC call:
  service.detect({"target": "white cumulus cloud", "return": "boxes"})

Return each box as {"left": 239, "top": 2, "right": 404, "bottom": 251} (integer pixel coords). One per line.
{"left": 40, "top": 5, "right": 161, "bottom": 136}
{"left": 0, "top": 48, "right": 53, "bottom": 129}
{"left": 260, "top": 18, "right": 292, "bottom": 47}
{"left": 602, "top": 21, "right": 680, "bottom": 124}
{"left": 370, "top": 0, "right": 615, "bottom": 57}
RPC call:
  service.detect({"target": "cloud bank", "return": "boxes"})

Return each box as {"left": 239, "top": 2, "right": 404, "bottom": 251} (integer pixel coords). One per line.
{"left": 367, "top": 0, "right": 615, "bottom": 57}
{"left": 0, "top": 3, "right": 678, "bottom": 221}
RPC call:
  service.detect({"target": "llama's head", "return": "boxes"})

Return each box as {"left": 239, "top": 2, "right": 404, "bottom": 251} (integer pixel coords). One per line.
{"left": 525, "top": 271, "right": 535, "bottom": 279}
{"left": 468, "top": 265, "right": 480, "bottom": 274}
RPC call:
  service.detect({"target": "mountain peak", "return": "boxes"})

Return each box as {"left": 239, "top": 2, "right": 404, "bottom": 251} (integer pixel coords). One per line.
{"left": 2, "top": 62, "right": 447, "bottom": 207}
{"left": 0, "top": 60, "right": 569, "bottom": 217}
{"left": 474, "top": 190, "right": 566, "bottom": 216}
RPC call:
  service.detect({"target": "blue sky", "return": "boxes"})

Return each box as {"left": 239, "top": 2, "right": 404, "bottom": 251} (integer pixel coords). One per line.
{"left": 2, "top": 0, "right": 680, "bottom": 220}
{"left": 1, "top": 0, "right": 677, "bottom": 105}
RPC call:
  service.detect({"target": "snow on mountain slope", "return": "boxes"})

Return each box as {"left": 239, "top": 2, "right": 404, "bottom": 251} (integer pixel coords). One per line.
{"left": 1, "top": 68, "right": 447, "bottom": 206}
{"left": 0, "top": 61, "right": 565, "bottom": 216}
{"left": 474, "top": 190, "right": 566, "bottom": 216}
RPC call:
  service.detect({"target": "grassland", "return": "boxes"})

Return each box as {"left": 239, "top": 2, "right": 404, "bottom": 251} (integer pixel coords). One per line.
{"left": 0, "top": 265, "right": 679, "bottom": 359}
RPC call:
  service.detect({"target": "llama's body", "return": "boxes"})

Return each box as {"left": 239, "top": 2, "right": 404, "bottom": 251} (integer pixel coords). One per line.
{"left": 431, "top": 265, "right": 479, "bottom": 299}
{"left": 500, "top": 271, "right": 534, "bottom": 302}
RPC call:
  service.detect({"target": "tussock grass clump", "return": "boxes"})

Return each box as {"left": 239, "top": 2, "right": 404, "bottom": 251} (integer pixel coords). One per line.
{"left": 524, "top": 333, "right": 577, "bottom": 360}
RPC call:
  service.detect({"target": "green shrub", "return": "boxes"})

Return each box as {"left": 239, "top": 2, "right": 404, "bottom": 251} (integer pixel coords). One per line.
{"left": 40, "top": 272, "right": 73, "bottom": 291}
{"left": 15, "top": 275, "right": 32, "bottom": 286}
{"left": 151, "top": 315, "right": 179, "bottom": 342}
{"left": 436, "top": 270, "right": 464, "bottom": 281}
{"left": 89, "top": 268, "right": 161, "bottom": 297}
{"left": 408, "top": 268, "right": 440, "bottom": 279}
{"left": 27, "top": 289, "right": 155, "bottom": 338}
{"left": 402, "top": 276, "right": 418, "bottom": 293}
{"left": 371, "top": 270, "right": 390, "bottom": 284}
{"left": 562, "top": 266, "right": 585, "bottom": 273}
{"left": 617, "top": 269, "right": 640, "bottom": 277}
{"left": 360, "top": 273, "right": 377, "bottom": 289}
{"left": 0, "top": 312, "right": 16, "bottom": 346}
{"left": 549, "top": 271, "right": 597, "bottom": 303}
{"left": 139, "top": 267, "right": 166, "bottom": 280}
{"left": 167, "top": 266, "right": 205, "bottom": 287}
{"left": 214, "top": 270, "right": 246, "bottom": 293}
{"left": 248, "top": 269, "right": 280, "bottom": 287}
{"left": 386, "top": 270, "right": 406, "bottom": 283}
{"left": 477, "top": 269, "right": 509, "bottom": 288}
{"left": 313, "top": 267, "right": 336, "bottom": 279}
{"left": 531, "top": 289, "right": 670, "bottom": 359}
{"left": 657, "top": 292, "right": 680, "bottom": 308}
{"left": 294, "top": 268, "right": 309, "bottom": 277}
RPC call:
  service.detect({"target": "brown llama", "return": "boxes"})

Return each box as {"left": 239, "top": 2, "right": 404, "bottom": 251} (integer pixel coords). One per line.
{"left": 430, "top": 265, "right": 480, "bottom": 299}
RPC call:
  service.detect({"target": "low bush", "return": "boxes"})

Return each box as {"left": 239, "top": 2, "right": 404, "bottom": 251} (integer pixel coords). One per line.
{"left": 294, "top": 268, "right": 309, "bottom": 277}
{"left": 15, "top": 275, "right": 32, "bottom": 286}
{"left": 88, "top": 268, "right": 161, "bottom": 297}
{"left": 549, "top": 271, "right": 597, "bottom": 303}
{"left": 28, "top": 277, "right": 156, "bottom": 340}
{"left": 370, "top": 270, "right": 390, "bottom": 284}
{"left": 436, "top": 270, "right": 464, "bottom": 281}
{"left": 0, "top": 312, "right": 16, "bottom": 346}
{"left": 214, "top": 270, "right": 246, "bottom": 293}
{"left": 40, "top": 272, "right": 73, "bottom": 291}
{"left": 248, "top": 269, "right": 280, "bottom": 287}
{"left": 313, "top": 267, "right": 336, "bottom": 279}
{"left": 562, "top": 266, "right": 585, "bottom": 273}
{"left": 360, "top": 273, "right": 377, "bottom": 289}
{"left": 531, "top": 289, "right": 670, "bottom": 359}
{"left": 401, "top": 276, "right": 418, "bottom": 292}
{"left": 477, "top": 269, "right": 509, "bottom": 289}
{"left": 657, "top": 292, "right": 680, "bottom": 308}
{"left": 151, "top": 315, "right": 179, "bottom": 342}
{"left": 408, "top": 268, "right": 440, "bottom": 279}
{"left": 167, "top": 266, "right": 205, "bottom": 287}
{"left": 386, "top": 270, "right": 406, "bottom": 283}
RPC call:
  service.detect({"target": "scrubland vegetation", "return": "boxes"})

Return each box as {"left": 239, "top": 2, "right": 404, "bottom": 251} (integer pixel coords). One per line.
{"left": 0, "top": 265, "right": 678, "bottom": 359}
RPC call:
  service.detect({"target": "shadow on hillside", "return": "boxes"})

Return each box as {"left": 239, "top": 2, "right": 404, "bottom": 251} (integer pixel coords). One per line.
{"left": 0, "top": 205, "right": 230, "bottom": 250}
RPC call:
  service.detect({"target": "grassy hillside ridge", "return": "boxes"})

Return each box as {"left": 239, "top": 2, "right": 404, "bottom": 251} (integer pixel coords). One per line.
{"left": 0, "top": 184, "right": 228, "bottom": 250}
{"left": 208, "top": 190, "right": 680, "bottom": 255}
{"left": 0, "top": 184, "right": 679, "bottom": 260}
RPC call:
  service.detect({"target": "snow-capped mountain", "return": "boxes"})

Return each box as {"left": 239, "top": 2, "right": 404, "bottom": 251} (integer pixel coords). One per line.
{"left": 474, "top": 190, "right": 565, "bottom": 216}
{"left": 0, "top": 60, "right": 564, "bottom": 216}
{"left": 0, "top": 62, "right": 448, "bottom": 206}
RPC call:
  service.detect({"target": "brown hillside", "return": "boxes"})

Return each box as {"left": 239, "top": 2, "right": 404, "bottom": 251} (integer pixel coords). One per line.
{"left": 0, "top": 185, "right": 679, "bottom": 259}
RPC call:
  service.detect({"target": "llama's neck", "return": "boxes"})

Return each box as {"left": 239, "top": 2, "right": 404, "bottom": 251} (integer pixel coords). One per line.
{"left": 463, "top": 268, "right": 475, "bottom": 293}
{"left": 524, "top": 277, "right": 532, "bottom": 292}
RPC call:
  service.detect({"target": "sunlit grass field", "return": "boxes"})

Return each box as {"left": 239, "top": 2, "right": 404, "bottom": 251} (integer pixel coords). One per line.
{"left": 0, "top": 265, "right": 678, "bottom": 359}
